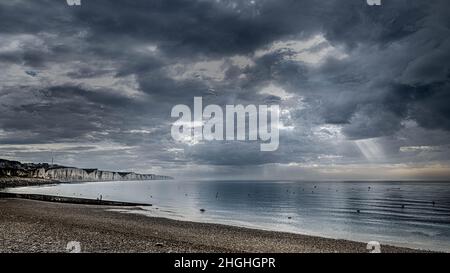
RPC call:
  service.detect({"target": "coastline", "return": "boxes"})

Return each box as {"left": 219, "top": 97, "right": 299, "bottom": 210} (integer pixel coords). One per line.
{"left": 0, "top": 198, "right": 428, "bottom": 253}
{"left": 0, "top": 178, "right": 60, "bottom": 189}
{"left": 0, "top": 192, "right": 151, "bottom": 206}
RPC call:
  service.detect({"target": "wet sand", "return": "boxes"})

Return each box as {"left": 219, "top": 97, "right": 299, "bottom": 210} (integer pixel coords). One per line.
{"left": 0, "top": 198, "right": 427, "bottom": 253}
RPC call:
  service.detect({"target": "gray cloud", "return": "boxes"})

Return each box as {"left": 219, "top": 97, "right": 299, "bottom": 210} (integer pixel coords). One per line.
{"left": 0, "top": 0, "right": 449, "bottom": 179}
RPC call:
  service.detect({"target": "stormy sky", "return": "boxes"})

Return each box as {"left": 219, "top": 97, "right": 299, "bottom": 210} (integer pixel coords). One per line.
{"left": 1, "top": 0, "right": 450, "bottom": 180}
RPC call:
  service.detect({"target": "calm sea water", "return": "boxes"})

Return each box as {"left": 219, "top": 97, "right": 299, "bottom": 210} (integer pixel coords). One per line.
{"left": 4, "top": 180, "right": 450, "bottom": 252}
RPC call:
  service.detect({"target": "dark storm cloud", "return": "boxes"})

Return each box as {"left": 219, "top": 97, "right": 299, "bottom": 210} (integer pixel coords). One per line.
{"left": 300, "top": 0, "right": 450, "bottom": 139}
{"left": 0, "top": 83, "right": 167, "bottom": 145}
{"left": 70, "top": 0, "right": 318, "bottom": 57}
{"left": 66, "top": 66, "right": 111, "bottom": 79}
{"left": 0, "top": 85, "right": 110, "bottom": 143}
{"left": 0, "top": 0, "right": 449, "bottom": 175}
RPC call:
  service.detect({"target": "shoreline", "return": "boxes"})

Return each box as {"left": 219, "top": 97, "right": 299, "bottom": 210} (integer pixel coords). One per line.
{"left": 0, "top": 178, "right": 61, "bottom": 189}
{"left": 0, "top": 197, "right": 429, "bottom": 253}
{"left": 0, "top": 192, "right": 151, "bottom": 206}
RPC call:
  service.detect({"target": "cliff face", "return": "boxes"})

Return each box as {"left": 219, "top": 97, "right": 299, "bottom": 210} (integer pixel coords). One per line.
{"left": 0, "top": 159, "right": 173, "bottom": 182}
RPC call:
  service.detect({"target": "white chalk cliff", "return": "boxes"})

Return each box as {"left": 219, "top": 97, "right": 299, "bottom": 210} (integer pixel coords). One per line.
{"left": 0, "top": 159, "right": 173, "bottom": 182}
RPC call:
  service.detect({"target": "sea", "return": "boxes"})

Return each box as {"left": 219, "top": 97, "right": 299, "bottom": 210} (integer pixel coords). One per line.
{"left": 3, "top": 180, "right": 450, "bottom": 252}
